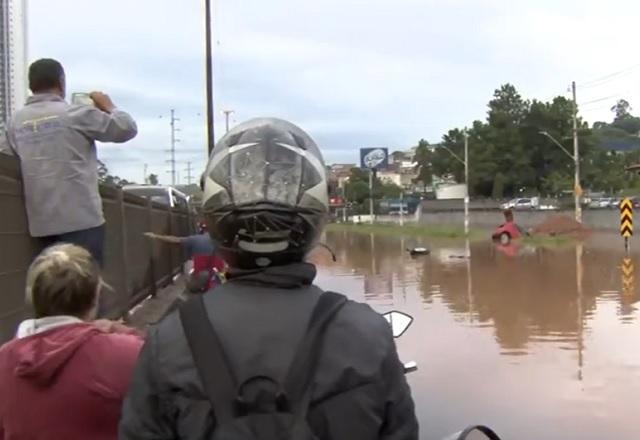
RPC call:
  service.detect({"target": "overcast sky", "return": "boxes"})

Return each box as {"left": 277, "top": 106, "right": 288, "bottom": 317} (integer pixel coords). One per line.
{"left": 28, "top": 0, "right": 640, "bottom": 183}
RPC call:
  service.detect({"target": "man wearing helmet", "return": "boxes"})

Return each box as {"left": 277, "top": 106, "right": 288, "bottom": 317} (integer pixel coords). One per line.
{"left": 120, "top": 118, "right": 418, "bottom": 439}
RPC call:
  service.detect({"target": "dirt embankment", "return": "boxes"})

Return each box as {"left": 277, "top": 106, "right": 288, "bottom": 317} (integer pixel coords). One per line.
{"left": 530, "top": 215, "right": 591, "bottom": 238}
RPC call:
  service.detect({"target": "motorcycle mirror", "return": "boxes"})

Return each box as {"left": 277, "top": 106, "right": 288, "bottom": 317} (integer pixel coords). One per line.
{"left": 443, "top": 425, "right": 503, "bottom": 440}
{"left": 382, "top": 311, "right": 413, "bottom": 338}
{"left": 403, "top": 361, "right": 418, "bottom": 374}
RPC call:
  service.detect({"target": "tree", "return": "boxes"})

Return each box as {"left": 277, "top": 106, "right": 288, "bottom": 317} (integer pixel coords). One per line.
{"left": 604, "top": 99, "right": 640, "bottom": 135}
{"left": 413, "top": 139, "right": 433, "bottom": 186}
{"left": 147, "top": 173, "right": 159, "bottom": 185}
{"left": 97, "top": 160, "right": 133, "bottom": 187}
{"left": 612, "top": 99, "right": 632, "bottom": 121}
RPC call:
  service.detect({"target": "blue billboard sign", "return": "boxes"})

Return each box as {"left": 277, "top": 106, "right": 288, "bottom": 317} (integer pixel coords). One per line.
{"left": 360, "top": 148, "right": 388, "bottom": 170}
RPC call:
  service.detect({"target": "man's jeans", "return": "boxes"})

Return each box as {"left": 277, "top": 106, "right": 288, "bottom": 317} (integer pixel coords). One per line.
{"left": 38, "top": 224, "right": 106, "bottom": 266}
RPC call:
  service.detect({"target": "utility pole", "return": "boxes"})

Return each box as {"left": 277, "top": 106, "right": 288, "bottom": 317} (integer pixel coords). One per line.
{"left": 143, "top": 163, "right": 148, "bottom": 184}
{"left": 464, "top": 130, "right": 470, "bottom": 236}
{"left": 184, "top": 161, "right": 194, "bottom": 185}
{"left": 205, "top": 0, "right": 215, "bottom": 155}
{"left": 399, "top": 191, "right": 404, "bottom": 227}
{"left": 222, "top": 109, "right": 235, "bottom": 133}
{"left": 572, "top": 81, "right": 582, "bottom": 223}
{"left": 436, "top": 138, "right": 469, "bottom": 234}
{"left": 165, "top": 109, "right": 180, "bottom": 186}
{"left": 368, "top": 169, "right": 374, "bottom": 224}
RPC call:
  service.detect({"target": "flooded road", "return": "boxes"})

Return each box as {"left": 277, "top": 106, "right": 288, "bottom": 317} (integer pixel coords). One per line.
{"left": 312, "top": 230, "right": 640, "bottom": 440}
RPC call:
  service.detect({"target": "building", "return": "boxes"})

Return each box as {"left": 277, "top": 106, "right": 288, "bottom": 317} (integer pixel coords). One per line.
{"left": 327, "top": 163, "right": 355, "bottom": 193}
{"left": 0, "top": 0, "right": 28, "bottom": 132}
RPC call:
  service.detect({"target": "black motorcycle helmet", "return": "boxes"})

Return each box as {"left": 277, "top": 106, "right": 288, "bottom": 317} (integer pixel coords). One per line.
{"left": 202, "top": 118, "right": 329, "bottom": 269}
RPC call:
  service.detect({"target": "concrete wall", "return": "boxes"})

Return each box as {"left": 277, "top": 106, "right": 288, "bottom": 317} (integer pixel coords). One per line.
{"left": 418, "top": 207, "right": 623, "bottom": 231}
{"left": 0, "top": 154, "right": 193, "bottom": 343}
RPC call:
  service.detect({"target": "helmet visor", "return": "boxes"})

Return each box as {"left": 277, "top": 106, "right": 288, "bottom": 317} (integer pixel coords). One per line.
{"left": 211, "top": 142, "right": 323, "bottom": 206}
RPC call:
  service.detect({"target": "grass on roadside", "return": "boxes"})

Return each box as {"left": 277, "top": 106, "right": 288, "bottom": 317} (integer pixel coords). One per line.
{"left": 324, "top": 222, "right": 485, "bottom": 240}
{"left": 521, "top": 234, "right": 576, "bottom": 247}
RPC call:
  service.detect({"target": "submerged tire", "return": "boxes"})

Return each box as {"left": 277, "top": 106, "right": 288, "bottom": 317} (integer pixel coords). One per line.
{"left": 499, "top": 232, "right": 511, "bottom": 245}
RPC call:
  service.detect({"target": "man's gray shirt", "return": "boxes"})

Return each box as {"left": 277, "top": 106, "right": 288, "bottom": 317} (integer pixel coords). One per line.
{"left": 0, "top": 93, "right": 137, "bottom": 237}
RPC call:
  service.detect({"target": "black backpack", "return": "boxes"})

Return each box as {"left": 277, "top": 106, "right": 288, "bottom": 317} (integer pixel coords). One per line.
{"left": 179, "top": 291, "right": 347, "bottom": 439}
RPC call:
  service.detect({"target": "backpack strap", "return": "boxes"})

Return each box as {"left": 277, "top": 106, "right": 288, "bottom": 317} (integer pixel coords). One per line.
{"left": 283, "top": 291, "right": 347, "bottom": 416}
{"left": 179, "top": 296, "right": 237, "bottom": 423}
{"left": 179, "top": 290, "right": 347, "bottom": 425}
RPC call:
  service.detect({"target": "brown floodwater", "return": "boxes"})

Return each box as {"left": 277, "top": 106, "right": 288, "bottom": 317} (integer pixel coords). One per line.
{"left": 311, "top": 230, "right": 640, "bottom": 440}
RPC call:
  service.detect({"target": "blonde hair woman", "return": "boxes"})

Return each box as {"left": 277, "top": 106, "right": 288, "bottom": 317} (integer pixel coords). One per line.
{"left": 0, "top": 244, "right": 143, "bottom": 440}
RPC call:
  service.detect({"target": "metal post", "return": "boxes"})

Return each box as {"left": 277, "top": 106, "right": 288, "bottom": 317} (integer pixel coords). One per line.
{"left": 205, "top": 0, "right": 215, "bottom": 156}
{"left": 171, "top": 109, "right": 175, "bottom": 185}
{"left": 464, "top": 130, "right": 470, "bottom": 236}
{"left": 399, "top": 191, "right": 404, "bottom": 226}
{"left": 466, "top": 238, "right": 473, "bottom": 323}
{"left": 117, "top": 189, "right": 130, "bottom": 314}
{"left": 222, "top": 109, "right": 234, "bottom": 134}
{"left": 369, "top": 168, "right": 374, "bottom": 224}
{"left": 146, "top": 198, "right": 157, "bottom": 297}
{"left": 572, "top": 81, "right": 582, "bottom": 223}
{"left": 576, "top": 242, "right": 584, "bottom": 381}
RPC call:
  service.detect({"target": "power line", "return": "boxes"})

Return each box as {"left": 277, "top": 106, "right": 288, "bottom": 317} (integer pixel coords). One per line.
{"left": 579, "top": 63, "right": 640, "bottom": 89}
{"left": 580, "top": 94, "right": 620, "bottom": 106}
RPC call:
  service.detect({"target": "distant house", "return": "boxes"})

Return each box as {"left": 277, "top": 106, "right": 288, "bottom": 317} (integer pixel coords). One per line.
{"left": 378, "top": 159, "right": 418, "bottom": 190}
{"left": 328, "top": 163, "right": 355, "bottom": 194}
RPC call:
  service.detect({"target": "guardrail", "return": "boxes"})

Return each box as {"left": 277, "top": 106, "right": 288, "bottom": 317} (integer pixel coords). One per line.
{"left": 0, "top": 154, "right": 193, "bottom": 343}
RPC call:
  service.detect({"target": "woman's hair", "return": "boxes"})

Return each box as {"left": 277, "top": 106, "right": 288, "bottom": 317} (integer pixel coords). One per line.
{"left": 26, "top": 244, "right": 102, "bottom": 319}
{"left": 503, "top": 209, "right": 514, "bottom": 222}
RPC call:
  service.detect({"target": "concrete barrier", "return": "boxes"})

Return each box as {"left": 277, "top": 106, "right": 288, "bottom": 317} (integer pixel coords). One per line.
{"left": 0, "top": 154, "right": 193, "bottom": 342}
{"left": 418, "top": 207, "right": 623, "bottom": 231}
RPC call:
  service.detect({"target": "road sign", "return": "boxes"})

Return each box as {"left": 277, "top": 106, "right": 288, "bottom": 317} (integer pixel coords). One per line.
{"left": 360, "top": 148, "right": 388, "bottom": 170}
{"left": 620, "top": 198, "right": 633, "bottom": 238}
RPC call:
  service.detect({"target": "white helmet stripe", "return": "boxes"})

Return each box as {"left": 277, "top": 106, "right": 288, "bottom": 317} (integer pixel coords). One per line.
{"left": 275, "top": 142, "right": 326, "bottom": 176}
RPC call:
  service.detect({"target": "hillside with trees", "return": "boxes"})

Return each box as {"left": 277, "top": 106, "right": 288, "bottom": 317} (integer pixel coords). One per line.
{"left": 413, "top": 85, "right": 640, "bottom": 198}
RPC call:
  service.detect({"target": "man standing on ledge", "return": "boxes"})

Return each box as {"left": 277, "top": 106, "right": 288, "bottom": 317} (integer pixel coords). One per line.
{"left": 0, "top": 58, "right": 137, "bottom": 265}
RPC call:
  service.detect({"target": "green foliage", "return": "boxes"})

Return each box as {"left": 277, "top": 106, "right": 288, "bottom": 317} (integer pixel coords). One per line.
{"left": 326, "top": 222, "right": 484, "bottom": 240}
{"left": 413, "top": 84, "right": 640, "bottom": 197}
{"left": 147, "top": 173, "right": 159, "bottom": 185}
{"left": 344, "top": 167, "right": 403, "bottom": 205}
{"left": 98, "top": 160, "right": 133, "bottom": 187}
{"left": 413, "top": 139, "right": 433, "bottom": 186}
{"left": 491, "top": 173, "right": 505, "bottom": 199}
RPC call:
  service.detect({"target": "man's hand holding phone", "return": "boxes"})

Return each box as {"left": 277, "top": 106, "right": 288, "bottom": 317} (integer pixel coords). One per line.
{"left": 89, "top": 91, "right": 116, "bottom": 113}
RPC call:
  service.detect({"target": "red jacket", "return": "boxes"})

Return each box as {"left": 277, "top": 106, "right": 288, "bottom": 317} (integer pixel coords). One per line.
{"left": 191, "top": 254, "right": 226, "bottom": 289}
{"left": 0, "top": 323, "right": 143, "bottom": 440}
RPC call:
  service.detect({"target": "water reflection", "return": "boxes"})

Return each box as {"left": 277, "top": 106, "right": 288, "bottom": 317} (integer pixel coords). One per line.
{"left": 313, "top": 230, "right": 640, "bottom": 440}
{"left": 317, "top": 231, "right": 640, "bottom": 346}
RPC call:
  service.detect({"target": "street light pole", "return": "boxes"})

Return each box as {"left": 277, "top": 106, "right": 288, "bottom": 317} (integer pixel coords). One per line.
{"left": 464, "top": 130, "right": 469, "bottom": 236}
{"left": 539, "top": 127, "right": 581, "bottom": 223}
{"left": 222, "top": 109, "right": 235, "bottom": 133}
{"left": 436, "top": 138, "right": 469, "bottom": 235}
{"left": 368, "top": 169, "right": 374, "bottom": 224}
{"left": 205, "top": 0, "right": 215, "bottom": 156}
{"left": 572, "top": 81, "right": 582, "bottom": 223}
{"left": 400, "top": 190, "right": 404, "bottom": 227}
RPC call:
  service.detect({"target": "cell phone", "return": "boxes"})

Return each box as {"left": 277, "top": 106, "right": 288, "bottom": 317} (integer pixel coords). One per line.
{"left": 71, "top": 92, "right": 94, "bottom": 107}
